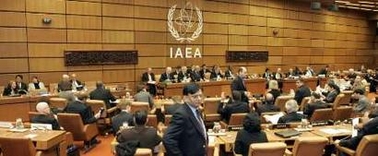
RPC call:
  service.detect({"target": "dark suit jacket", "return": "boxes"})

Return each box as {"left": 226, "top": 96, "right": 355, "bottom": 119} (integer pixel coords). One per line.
{"left": 324, "top": 90, "right": 339, "bottom": 103}
{"left": 278, "top": 112, "right": 305, "bottom": 123}
{"left": 190, "top": 71, "right": 202, "bottom": 82}
{"left": 224, "top": 70, "right": 233, "bottom": 78}
{"left": 31, "top": 114, "right": 60, "bottom": 130}
{"left": 142, "top": 72, "right": 155, "bottom": 82}
{"left": 165, "top": 104, "right": 182, "bottom": 115}
{"left": 269, "top": 89, "right": 281, "bottom": 102}
{"left": 112, "top": 111, "right": 134, "bottom": 134}
{"left": 160, "top": 73, "right": 174, "bottom": 82}
{"left": 231, "top": 76, "right": 248, "bottom": 103}
{"left": 64, "top": 100, "right": 97, "bottom": 124}
{"left": 117, "top": 126, "right": 162, "bottom": 151}
{"left": 58, "top": 81, "right": 72, "bottom": 92}
{"left": 2, "top": 87, "right": 18, "bottom": 96}
{"left": 294, "top": 85, "right": 311, "bottom": 104}
{"left": 303, "top": 101, "right": 329, "bottom": 119}
{"left": 234, "top": 130, "right": 268, "bottom": 156}
{"left": 217, "top": 101, "right": 250, "bottom": 123}
{"left": 262, "top": 72, "right": 272, "bottom": 80}
{"left": 199, "top": 69, "right": 211, "bottom": 80}
{"left": 318, "top": 68, "right": 328, "bottom": 75}
{"left": 163, "top": 104, "right": 207, "bottom": 156}
{"left": 210, "top": 71, "right": 224, "bottom": 80}
{"left": 340, "top": 117, "right": 378, "bottom": 150}
{"left": 256, "top": 101, "right": 280, "bottom": 116}
{"left": 16, "top": 82, "right": 28, "bottom": 91}
{"left": 89, "top": 87, "right": 116, "bottom": 108}
{"left": 178, "top": 71, "right": 189, "bottom": 82}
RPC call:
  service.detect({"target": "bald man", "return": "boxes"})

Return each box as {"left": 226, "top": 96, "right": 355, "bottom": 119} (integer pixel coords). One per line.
{"left": 31, "top": 102, "right": 60, "bottom": 130}
{"left": 256, "top": 93, "right": 280, "bottom": 115}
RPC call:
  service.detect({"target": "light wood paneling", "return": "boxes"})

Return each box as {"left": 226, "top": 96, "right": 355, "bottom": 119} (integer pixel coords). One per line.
{"left": 26, "top": 13, "right": 66, "bottom": 28}
{"left": 102, "top": 3, "right": 134, "bottom": 17}
{"left": 0, "top": 0, "right": 25, "bottom": 11}
{"left": 66, "top": 15, "right": 101, "bottom": 29}
{"left": 0, "top": 12, "right": 26, "bottom": 27}
{"left": 28, "top": 43, "right": 65, "bottom": 57}
{"left": 26, "top": 0, "right": 65, "bottom": 14}
{"left": 67, "top": 30, "right": 102, "bottom": 43}
{"left": 27, "top": 28, "right": 66, "bottom": 43}
{"left": 103, "top": 31, "right": 134, "bottom": 43}
{"left": 66, "top": 1, "right": 101, "bottom": 16}
{"left": 29, "top": 58, "right": 65, "bottom": 72}
{"left": 0, "top": 28, "right": 26, "bottom": 42}
{"left": 103, "top": 17, "right": 134, "bottom": 30}
{"left": 0, "top": 58, "right": 29, "bottom": 73}
{"left": 68, "top": 71, "right": 103, "bottom": 82}
{"left": 0, "top": 43, "right": 28, "bottom": 58}
{"left": 103, "top": 70, "right": 135, "bottom": 83}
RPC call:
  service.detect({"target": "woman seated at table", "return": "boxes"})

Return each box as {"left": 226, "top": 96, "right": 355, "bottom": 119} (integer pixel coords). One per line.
{"left": 278, "top": 100, "right": 305, "bottom": 123}
{"left": 234, "top": 112, "right": 268, "bottom": 156}
{"left": 28, "top": 76, "right": 47, "bottom": 93}
{"left": 3, "top": 80, "right": 18, "bottom": 96}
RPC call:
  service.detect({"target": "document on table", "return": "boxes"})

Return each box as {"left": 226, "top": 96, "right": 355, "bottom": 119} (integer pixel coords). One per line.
{"left": 319, "top": 128, "right": 351, "bottom": 135}
{"left": 263, "top": 112, "right": 284, "bottom": 124}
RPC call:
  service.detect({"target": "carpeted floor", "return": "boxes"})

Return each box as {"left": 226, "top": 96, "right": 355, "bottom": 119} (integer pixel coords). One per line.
{"left": 76, "top": 135, "right": 115, "bottom": 156}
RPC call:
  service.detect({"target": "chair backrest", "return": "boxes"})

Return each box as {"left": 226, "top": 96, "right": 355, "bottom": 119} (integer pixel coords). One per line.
{"left": 0, "top": 137, "right": 37, "bottom": 156}
{"left": 228, "top": 113, "right": 248, "bottom": 126}
{"left": 49, "top": 83, "right": 58, "bottom": 93}
{"left": 86, "top": 99, "right": 106, "bottom": 113}
{"left": 146, "top": 115, "right": 158, "bottom": 128}
{"left": 292, "top": 137, "right": 328, "bottom": 156}
{"left": 333, "top": 106, "right": 353, "bottom": 121}
{"left": 28, "top": 111, "right": 42, "bottom": 121}
{"left": 131, "top": 102, "right": 150, "bottom": 114}
{"left": 249, "top": 142, "right": 287, "bottom": 156}
{"left": 332, "top": 93, "right": 345, "bottom": 110}
{"left": 135, "top": 148, "right": 152, "bottom": 156}
{"left": 310, "top": 108, "right": 333, "bottom": 123}
{"left": 57, "top": 113, "right": 86, "bottom": 140}
{"left": 164, "top": 114, "right": 172, "bottom": 126}
{"left": 340, "top": 91, "right": 352, "bottom": 105}
{"left": 49, "top": 97, "right": 68, "bottom": 109}
{"left": 300, "top": 97, "right": 311, "bottom": 111}
{"left": 203, "top": 98, "right": 221, "bottom": 114}
{"left": 275, "top": 96, "right": 294, "bottom": 112}
{"left": 356, "top": 134, "right": 378, "bottom": 156}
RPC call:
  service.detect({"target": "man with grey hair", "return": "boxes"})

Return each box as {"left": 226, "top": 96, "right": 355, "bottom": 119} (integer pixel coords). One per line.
{"left": 278, "top": 99, "right": 305, "bottom": 123}
{"left": 160, "top": 67, "right": 174, "bottom": 82}
{"left": 256, "top": 93, "right": 280, "bottom": 115}
{"left": 31, "top": 102, "right": 60, "bottom": 130}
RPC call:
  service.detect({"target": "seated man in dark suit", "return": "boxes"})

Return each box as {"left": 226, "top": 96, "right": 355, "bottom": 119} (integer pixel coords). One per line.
{"left": 178, "top": 66, "right": 190, "bottom": 83}
{"left": 141, "top": 67, "right": 157, "bottom": 96}
{"left": 278, "top": 99, "right": 305, "bottom": 123}
{"left": 218, "top": 91, "right": 250, "bottom": 123}
{"left": 64, "top": 91, "right": 101, "bottom": 147}
{"left": 117, "top": 110, "right": 162, "bottom": 153}
{"left": 294, "top": 79, "right": 311, "bottom": 105}
{"left": 190, "top": 65, "right": 202, "bottom": 82}
{"left": 303, "top": 92, "right": 329, "bottom": 119}
{"left": 112, "top": 99, "right": 134, "bottom": 135}
{"left": 256, "top": 93, "right": 280, "bottom": 116}
{"left": 70, "top": 73, "right": 84, "bottom": 91}
{"left": 15, "top": 74, "right": 28, "bottom": 92}
{"left": 31, "top": 102, "right": 60, "bottom": 130}
{"left": 89, "top": 81, "right": 117, "bottom": 108}
{"left": 335, "top": 116, "right": 378, "bottom": 151}
{"left": 323, "top": 82, "right": 340, "bottom": 103}
{"left": 159, "top": 67, "right": 174, "bottom": 83}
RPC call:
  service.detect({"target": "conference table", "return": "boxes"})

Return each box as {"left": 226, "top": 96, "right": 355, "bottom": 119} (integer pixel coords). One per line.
{"left": 0, "top": 128, "right": 66, "bottom": 154}
{"left": 163, "top": 77, "right": 328, "bottom": 97}
{"left": 215, "top": 124, "right": 352, "bottom": 152}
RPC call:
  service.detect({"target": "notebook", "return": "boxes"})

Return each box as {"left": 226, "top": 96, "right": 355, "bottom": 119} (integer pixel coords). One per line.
{"left": 274, "top": 129, "right": 301, "bottom": 138}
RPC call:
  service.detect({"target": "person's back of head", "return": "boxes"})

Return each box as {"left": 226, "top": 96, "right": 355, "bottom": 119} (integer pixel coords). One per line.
{"left": 36, "top": 102, "right": 50, "bottom": 115}
{"left": 243, "top": 112, "right": 261, "bottom": 133}
{"left": 76, "top": 91, "right": 88, "bottom": 101}
{"left": 118, "top": 99, "right": 132, "bottom": 111}
{"left": 353, "top": 88, "right": 365, "bottom": 98}
{"left": 232, "top": 91, "right": 242, "bottom": 102}
{"left": 96, "top": 81, "right": 104, "bottom": 89}
{"left": 285, "top": 99, "right": 299, "bottom": 113}
{"left": 134, "top": 110, "right": 148, "bottom": 126}
{"left": 183, "top": 83, "right": 201, "bottom": 96}
{"left": 265, "top": 93, "right": 274, "bottom": 104}
{"left": 137, "top": 85, "right": 145, "bottom": 93}
{"left": 311, "top": 92, "right": 322, "bottom": 102}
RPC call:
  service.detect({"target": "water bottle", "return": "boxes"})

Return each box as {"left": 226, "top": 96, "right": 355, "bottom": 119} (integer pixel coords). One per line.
{"left": 15, "top": 118, "right": 24, "bottom": 129}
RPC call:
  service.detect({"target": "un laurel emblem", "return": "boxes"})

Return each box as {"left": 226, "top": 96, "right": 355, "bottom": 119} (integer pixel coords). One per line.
{"left": 167, "top": 2, "right": 203, "bottom": 43}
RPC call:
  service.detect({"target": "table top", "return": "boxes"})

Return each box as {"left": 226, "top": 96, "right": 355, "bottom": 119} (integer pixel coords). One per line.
{"left": 0, "top": 128, "right": 65, "bottom": 150}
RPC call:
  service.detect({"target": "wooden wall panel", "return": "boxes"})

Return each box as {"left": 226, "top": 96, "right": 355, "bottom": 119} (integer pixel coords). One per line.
{"left": 29, "top": 72, "right": 66, "bottom": 85}
{"left": 134, "top": 19, "right": 166, "bottom": 32}
{"left": 66, "top": 1, "right": 101, "bottom": 16}
{"left": 67, "top": 30, "right": 102, "bottom": 43}
{"left": 103, "top": 70, "right": 135, "bottom": 83}
{"left": 26, "top": 0, "right": 65, "bottom": 13}
{"left": 66, "top": 15, "right": 101, "bottom": 29}
{"left": 0, "top": 59, "right": 29, "bottom": 73}
{"left": 0, "top": 43, "right": 28, "bottom": 58}
{"left": 103, "top": 31, "right": 134, "bottom": 43}
{"left": 29, "top": 58, "right": 65, "bottom": 72}
{"left": 102, "top": 4, "right": 134, "bottom": 17}
{"left": 0, "top": 12, "right": 26, "bottom": 27}
{"left": 28, "top": 43, "right": 65, "bottom": 57}
{"left": 103, "top": 17, "right": 134, "bottom": 30}
{"left": 0, "top": 28, "right": 26, "bottom": 42}
{"left": 68, "top": 71, "right": 103, "bottom": 82}
{"left": 26, "top": 13, "right": 66, "bottom": 28}
{"left": 0, "top": 0, "right": 25, "bottom": 11}
{"left": 134, "top": 6, "right": 166, "bottom": 20}
{"left": 136, "top": 44, "right": 167, "bottom": 56}
{"left": 27, "top": 28, "right": 66, "bottom": 43}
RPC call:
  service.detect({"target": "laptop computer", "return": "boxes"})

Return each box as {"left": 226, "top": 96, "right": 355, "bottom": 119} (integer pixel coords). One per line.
{"left": 274, "top": 129, "right": 301, "bottom": 138}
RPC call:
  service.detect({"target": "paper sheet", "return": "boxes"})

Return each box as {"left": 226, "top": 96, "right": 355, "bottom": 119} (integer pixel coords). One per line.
{"left": 263, "top": 112, "right": 284, "bottom": 124}
{"left": 352, "top": 118, "right": 359, "bottom": 137}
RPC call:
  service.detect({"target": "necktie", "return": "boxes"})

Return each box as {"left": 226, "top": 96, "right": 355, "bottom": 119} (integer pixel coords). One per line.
{"left": 195, "top": 109, "right": 207, "bottom": 139}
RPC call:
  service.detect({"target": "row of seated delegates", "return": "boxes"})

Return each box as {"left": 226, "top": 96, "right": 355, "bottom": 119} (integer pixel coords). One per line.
{"left": 217, "top": 91, "right": 250, "bottom": 124}
{"left": 57, "top": 74, "right": 84, "bottom": 93}
{"left": 63, "top": 92, "right": 102, "bottom": 148}
{"left": 2, "top": 76, "right": 47, "bottom": 96}
{"left": 115, "top": 110, "right": 162, "bottom": 155}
